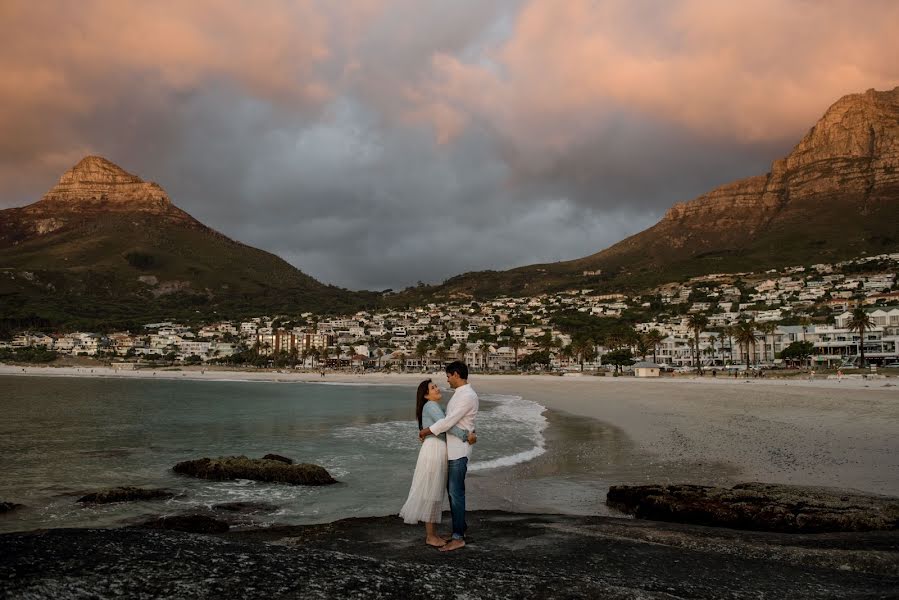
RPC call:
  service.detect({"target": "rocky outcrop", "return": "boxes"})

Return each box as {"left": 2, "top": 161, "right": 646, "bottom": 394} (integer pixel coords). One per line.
{"left": 606, "top": 482, "right": 899, "bottom": 533}
{"left": 0, "top": 501, "right": 23, "bottom": 514}
{"left": 38, "top": 156, "right": 173, "bottom": 212}
{"left": 77, "top": 487, "right": 175, "bottom": 505}
{"left": 261, "top": 454, "right": 293, "bottom": 464}
{"left": 173, "top": 456, "right": 336, "bottom": 486}
{"left": 3, "top": 512, "right": 897, "bottom": 598}
{"left": 429, "top": 87, "right": 899, "bottom": 299}
{"left": 135, "top": 514, "right": 230, "bottom": 534}
{"left": 594, "top": 86, "right": 899, "bottom": 264}
{"left": 0, "top": 156, "right": 200, "bottom": 245}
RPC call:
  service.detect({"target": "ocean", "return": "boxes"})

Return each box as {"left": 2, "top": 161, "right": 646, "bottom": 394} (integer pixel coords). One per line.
{"left": 0, "top": 375, "right": 556, "bottom": 533}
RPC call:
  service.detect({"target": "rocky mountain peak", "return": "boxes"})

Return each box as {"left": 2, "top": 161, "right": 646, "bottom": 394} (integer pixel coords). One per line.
{"left": 40, "top": 155, "right": 171, "bottom": 209}
{"left": 785, "top": 86, "right": 899, "bottom": 169}
{"left": 58, "top": 155, "right": 143, "bottom": 185}
{"left": 660, "top": 85, "right": 899, "bottom": 225}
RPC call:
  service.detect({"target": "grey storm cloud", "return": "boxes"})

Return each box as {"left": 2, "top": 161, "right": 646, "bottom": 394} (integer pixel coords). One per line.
{"left": 2, "top": 1, "right": 898, "bottom": 290}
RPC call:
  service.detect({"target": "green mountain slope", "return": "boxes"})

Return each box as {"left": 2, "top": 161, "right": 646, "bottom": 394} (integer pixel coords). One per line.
{"left": 0, "top": 157, "right": 378, "bottom": 331}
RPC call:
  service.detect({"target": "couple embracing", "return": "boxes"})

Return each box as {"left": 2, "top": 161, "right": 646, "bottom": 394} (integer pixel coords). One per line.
{"left": 399, "top": 361, "right": 478, "bottom": 552}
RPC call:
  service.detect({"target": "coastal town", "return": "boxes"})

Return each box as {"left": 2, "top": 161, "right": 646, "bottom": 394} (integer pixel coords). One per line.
{"left": 5, "top": 252, "right": 898, "bottom": 374}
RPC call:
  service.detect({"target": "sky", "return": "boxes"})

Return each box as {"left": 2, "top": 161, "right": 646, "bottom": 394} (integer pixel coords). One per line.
{"left": 1, "top": 0, "right": 898, "bottom": 290}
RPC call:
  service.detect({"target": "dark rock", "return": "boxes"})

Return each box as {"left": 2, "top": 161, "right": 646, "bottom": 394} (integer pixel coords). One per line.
{"left": 136, "top": 514, "right": 229, "bottom": 534}
{"left": 77, "top": 486, "right": 175, "bottom": 504}
{"left": 2, "top": 511, "right": 897, "bottom": 599}
{"left": 0, "top": 501, "right": 23, "bottom": 514}
{"left": 261, "top": 453, "right": 293, "bottom": 464}
{"left": 173, "top": 456, "right": 336, "bottom": 485}
{"left": 212, "top": 502, "right": 279, "bottom": 514}
{"left": 607, "top": 482, "right": 899, "bottom": 533}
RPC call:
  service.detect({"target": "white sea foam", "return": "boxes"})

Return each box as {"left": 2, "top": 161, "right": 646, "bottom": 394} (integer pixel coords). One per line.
{"left": 331, "top": 420, "right": 419, "bottom": 451}
{"left": 469, "top": 394, "right": 547, "bottom": 471}
{"left": 327, "top": 392, "right": 548, "bottom": 476}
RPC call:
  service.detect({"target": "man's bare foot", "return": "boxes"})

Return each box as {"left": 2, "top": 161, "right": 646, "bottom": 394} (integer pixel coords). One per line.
{"left": 439, "top": 539, "right": 465, "bottom": 552}
{"left": 426, "top": 536, "right": 447, "bottom": 547}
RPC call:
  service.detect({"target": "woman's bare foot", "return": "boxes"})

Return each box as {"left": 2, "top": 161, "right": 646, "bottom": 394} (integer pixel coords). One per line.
{"left": 439, "top": 539, "right": 465, "bottom": 552}
{"left": 426, "top": 536, "right": 447, "bottom": 547}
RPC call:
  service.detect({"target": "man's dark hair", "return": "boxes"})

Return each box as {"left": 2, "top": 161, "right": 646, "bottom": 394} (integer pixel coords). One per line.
{"left": 445, "top": 360, "right": 468, "bottom": 380}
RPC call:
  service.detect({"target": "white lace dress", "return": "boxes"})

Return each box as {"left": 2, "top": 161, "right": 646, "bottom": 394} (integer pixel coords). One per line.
{"left": 398, "top": 401, "right": 468, "bottom": 524}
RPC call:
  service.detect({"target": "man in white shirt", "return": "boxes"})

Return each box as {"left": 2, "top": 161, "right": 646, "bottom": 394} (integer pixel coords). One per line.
{"left": 419, "top": 360, "right": 478, "bottom": 552}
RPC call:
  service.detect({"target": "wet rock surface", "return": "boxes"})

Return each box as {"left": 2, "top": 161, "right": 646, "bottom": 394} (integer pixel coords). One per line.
{"left": 261, "top": 453, "right": 293, "bottom": 464}
{"left": 134, "top": 514, "right": 230, "bottom": 534}
{"left": 212, "top": 501, "right": 280, "bottom": 514}
{"left": 607, "top": 482, "right": 899, "bottom": 533}
{"left": 173, "top": 455, "right": 336, "bottom": 485}
{"left": 1, "top": 511, "right": 896, "bottom": 599}
{"left": 77, "top": 487, "right": 175, "bottom": 504}
{"left": 0, "top": 502, "right": 23, "bottom": 514}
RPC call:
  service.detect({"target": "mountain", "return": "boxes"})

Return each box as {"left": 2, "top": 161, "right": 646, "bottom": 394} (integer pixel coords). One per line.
{"left": 0, "top": 156, "right": 378, "bottom": 330}
{"left": 415, "top": 86, "right": 899, "bottom": 299}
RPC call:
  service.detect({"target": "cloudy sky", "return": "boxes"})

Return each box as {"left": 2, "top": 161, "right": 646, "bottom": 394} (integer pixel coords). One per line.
{"left": 1, "top": 1, "right": 898, "bottom": 290}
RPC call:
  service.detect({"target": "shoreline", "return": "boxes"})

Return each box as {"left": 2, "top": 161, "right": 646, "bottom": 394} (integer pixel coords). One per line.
{"left": 4, "top": 364, "right": 899, "bottom": 497}
{"left": 2, "top": 365, "right": 899, "bottom": 597}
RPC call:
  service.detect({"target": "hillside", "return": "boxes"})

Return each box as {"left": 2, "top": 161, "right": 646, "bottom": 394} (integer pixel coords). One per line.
{"left": 0, "top": 157, "right": 378, "bottom": 331}
{"left": 410, "top": 86, "right": 899, "bottom": 300}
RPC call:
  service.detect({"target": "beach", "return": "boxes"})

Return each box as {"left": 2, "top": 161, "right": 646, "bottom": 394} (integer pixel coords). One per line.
{"left": 2, "top": 365, "right": 899, "bottom": 598}
{"left": 2, "top": 364, "right": 898, "bottom": 498}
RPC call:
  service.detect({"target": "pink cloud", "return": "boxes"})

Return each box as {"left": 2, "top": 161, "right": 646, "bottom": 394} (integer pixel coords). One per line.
{"left": 0, "top": 0, "right": 337, "bottom": 178}
{"left": 406, "top": 0, "right": 899, "bottom": 148}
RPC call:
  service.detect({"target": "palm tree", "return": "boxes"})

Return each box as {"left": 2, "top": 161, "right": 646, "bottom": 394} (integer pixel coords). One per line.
{"left": 799, "top": 316, "right": 812, "bottom": 344}
{"left": 570, "top": 339, "right": 586, "bottom": 372}
{"left": 414, "top": 339, "right": 430, "bottom": 370}
{"left": 798, "top": 317, "right": 813, "bottom": 368}
{"left": 636, "top": 335, "right": 651, "bottom": 360}
{"left": 559, "top": 344, "right": 574, "bottom": 368}
{"left": 847, "top": 308, "right": 873, "bottom": 368}
{"left": 538, "top": 331, "right": 555, "bottom": 353}
{"left": 581, "top": 340, "right": 598, "bottom": 369}
{"left": 758, "top": 322, "right": 777, "bottom": 364}
{"left": 687, "top": 314, "right": 709, "bottom": 373}
{"left": 376, "top": 348, "right": 383, "bottom": 368}
{"left": 320, "top": 346, "right": 331, "bottom": 369}
{"left": 645, "top": 329, "right": 664, "bottom": 364}
{"left": 724, "top": 325, "right": 736, "bottom": 364}
{"left": 395, "top": 351, "right": 407, "bottom": 371}
{"left": 734, "top": 321, "right": 757, "bottom": 369}
{"left": 479, "top": 341, "right": 491, "bottom": 371}
{"left": 435, "top": 346, "right": 447, "bottom": 365}
{"left": 457, "top": 341, "right": 469, "bottom": 361}
{"left": 509, "top": 335, "right": 524, "bottom": 369}
{"left": 708, "top": 334, "right": 718, "bottom": 365}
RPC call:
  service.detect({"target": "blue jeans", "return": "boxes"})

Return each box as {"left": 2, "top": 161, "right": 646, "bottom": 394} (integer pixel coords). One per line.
{"left": 447, "top": 457, "right": 468, "bottom": 540}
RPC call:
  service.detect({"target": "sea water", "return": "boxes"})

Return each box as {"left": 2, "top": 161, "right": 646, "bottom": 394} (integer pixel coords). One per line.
{"left": 0, "top": 376, "right": 550, "bottom": 533}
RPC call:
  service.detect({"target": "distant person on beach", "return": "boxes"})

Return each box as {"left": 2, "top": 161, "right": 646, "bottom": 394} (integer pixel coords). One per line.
{"left": 400, "top": 374, "right": 477, "bottom": 549}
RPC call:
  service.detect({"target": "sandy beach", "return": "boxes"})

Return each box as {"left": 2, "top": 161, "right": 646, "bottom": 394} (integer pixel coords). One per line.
{"left": 3, "top": 364, "right": 898, "bottom": 498}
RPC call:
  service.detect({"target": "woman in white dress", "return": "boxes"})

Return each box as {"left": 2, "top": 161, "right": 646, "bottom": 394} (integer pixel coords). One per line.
{"left": 399, "top": 379, "right": 476, "bottom": 547}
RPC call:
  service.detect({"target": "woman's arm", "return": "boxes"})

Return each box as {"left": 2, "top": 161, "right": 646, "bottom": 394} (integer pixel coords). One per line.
{"left": 425, "top": 403, "right": 471, "bottom": 442}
